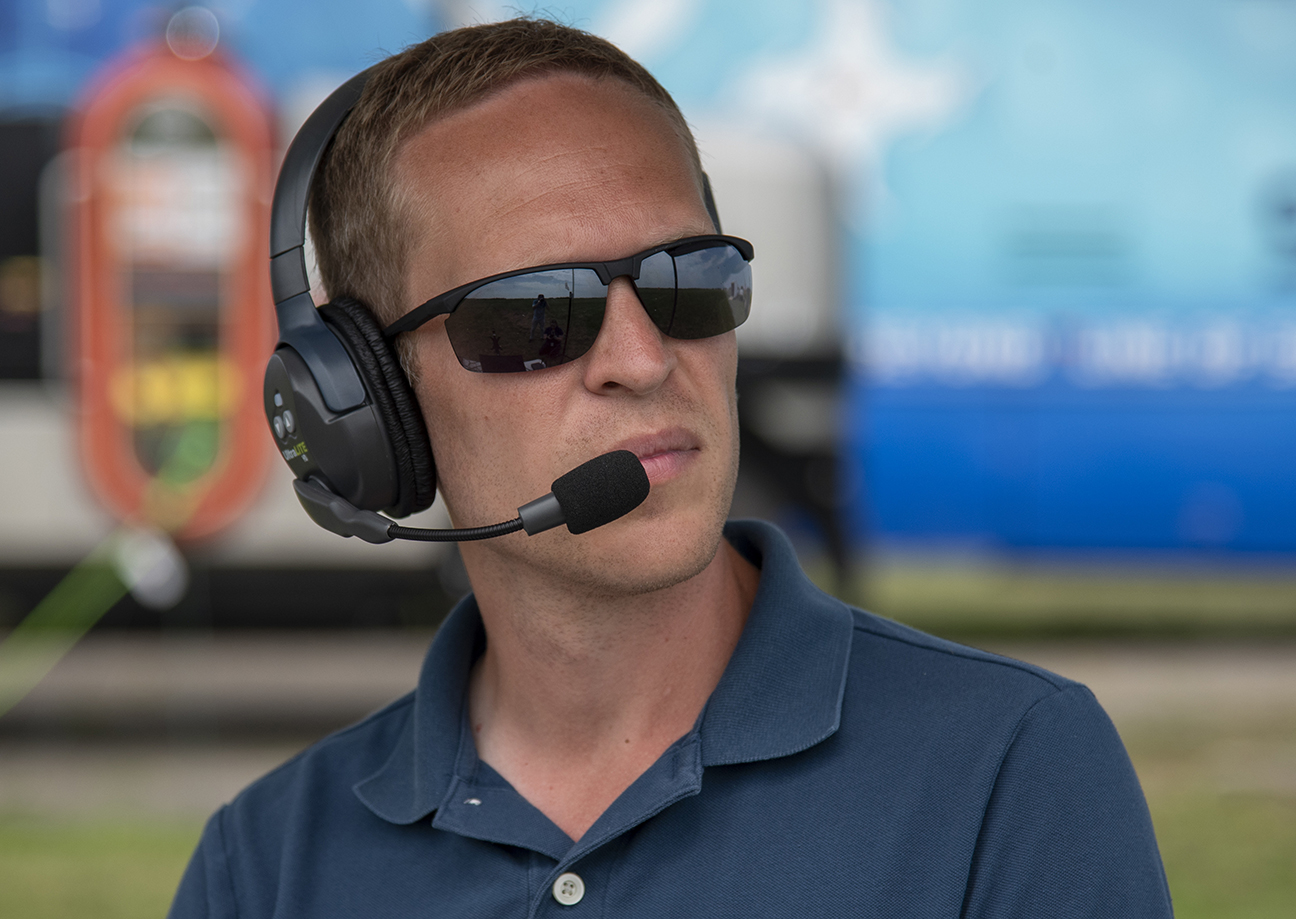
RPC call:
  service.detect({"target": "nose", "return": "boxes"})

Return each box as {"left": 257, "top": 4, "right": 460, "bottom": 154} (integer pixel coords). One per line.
{"left": 581, "top": 277, "right": 675, "bottom": 395}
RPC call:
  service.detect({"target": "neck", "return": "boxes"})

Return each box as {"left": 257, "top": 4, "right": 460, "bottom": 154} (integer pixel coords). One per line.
{"left": 461, "top": 537, "right": 759, "bottom": 842}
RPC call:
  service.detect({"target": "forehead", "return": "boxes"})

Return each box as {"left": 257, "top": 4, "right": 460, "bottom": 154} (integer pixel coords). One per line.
{"left": 393, "top": 72, "right": 709, "bottom": 297}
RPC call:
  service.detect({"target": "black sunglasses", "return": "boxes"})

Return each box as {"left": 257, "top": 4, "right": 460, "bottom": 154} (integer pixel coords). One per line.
{"left": 382, "top": 235, "right": 754, "bottom": 373}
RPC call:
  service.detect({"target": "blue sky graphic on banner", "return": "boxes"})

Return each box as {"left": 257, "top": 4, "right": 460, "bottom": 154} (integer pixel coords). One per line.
{"left": 547, "top": 0, "right": 1296, "bottom": 554}
{"left": 0, "top": 0, "right": 440, "bottom": 111}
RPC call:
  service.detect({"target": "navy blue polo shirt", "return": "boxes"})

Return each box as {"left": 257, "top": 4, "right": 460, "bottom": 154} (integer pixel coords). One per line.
{"left": 169, "top": 520, "right": 1172, "bottom": 918}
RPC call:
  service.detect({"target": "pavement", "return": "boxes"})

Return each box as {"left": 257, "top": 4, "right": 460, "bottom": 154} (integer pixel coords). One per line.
{"left": 986, "top": 640, "right": 1296, "bottom": 726}
{"left": 2, "top": 632, "right": 433, "bottom": 737}
{"left": 1, "top": 632, "right": 1293, "bottom": 817}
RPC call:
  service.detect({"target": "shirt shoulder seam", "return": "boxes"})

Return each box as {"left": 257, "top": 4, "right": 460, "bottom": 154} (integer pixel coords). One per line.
{"left": 959, "top": 682, "right": 1094, "bottom": 916}
{"left": 214, "top": 803, "right": 242, "bottom": 919}
{"left": 850, "top": 615, "right": 1074, "bottom": 692}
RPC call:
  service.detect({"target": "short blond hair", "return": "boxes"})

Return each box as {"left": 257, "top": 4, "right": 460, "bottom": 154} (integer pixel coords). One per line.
{"left": 308, "top": 18, "right": 703, "bottom": 328}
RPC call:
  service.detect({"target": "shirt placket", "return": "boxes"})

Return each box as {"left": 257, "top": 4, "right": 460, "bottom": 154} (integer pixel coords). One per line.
{"left": 525, "top": 736, "right": 705, "bottom": 919}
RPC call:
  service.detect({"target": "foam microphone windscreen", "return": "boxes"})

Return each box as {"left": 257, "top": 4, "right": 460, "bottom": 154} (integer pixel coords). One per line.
{"left": 551, "top": 450, "right": 651, "bottom": 534}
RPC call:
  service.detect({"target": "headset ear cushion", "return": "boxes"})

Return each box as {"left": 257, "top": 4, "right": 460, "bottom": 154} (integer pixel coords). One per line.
{"left": 319, "top": 297, "right": 436, "bottom": 517}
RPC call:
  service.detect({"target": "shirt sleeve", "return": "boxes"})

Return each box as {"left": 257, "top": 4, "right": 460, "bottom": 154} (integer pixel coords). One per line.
{"left": 961, "top": 684, "right": 1174, "bottom": 919}
{"left": 168, "top": 806, "right": 240, "bottom": 919}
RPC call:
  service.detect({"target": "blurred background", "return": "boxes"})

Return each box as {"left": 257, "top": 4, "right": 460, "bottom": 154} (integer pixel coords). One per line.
{"left": 0, "top": 0, "right": 1293, "bottom": 915}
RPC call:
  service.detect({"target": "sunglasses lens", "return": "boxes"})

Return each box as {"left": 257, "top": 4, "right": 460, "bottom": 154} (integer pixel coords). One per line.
{"left": 634, "top": 243, "right": 752, "bottom": 341}
{"left": 634, "top": 250, "right": 678, "bottom": 334}
{"left": 666, "top": 243, "right": 752, "bottom": 340}
{"left": 446, "top": 268, "right": 606, "bottom": 372}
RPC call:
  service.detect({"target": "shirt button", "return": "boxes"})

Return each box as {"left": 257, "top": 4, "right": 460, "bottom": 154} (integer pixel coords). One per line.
{"left": 551, "top": 872, "right": 585, "bottom": 906}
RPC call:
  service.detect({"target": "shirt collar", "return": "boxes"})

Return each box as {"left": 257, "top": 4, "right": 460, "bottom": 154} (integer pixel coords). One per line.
{"left": 699, "top": 519, "right": 853, "bottom": 766}
{"left": 353, "top": 599, "right": 483, "bottom": 824}
{"left": 354, "top": 519, "right": 853, "bottom": 825}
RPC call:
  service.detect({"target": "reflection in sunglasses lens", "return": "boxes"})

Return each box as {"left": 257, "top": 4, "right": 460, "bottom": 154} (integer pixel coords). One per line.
{"left": 446, "top": 268, "right": 606, "bottom": 372}
{"left": 668, "top": 244, "right": 752, "bottom": 340}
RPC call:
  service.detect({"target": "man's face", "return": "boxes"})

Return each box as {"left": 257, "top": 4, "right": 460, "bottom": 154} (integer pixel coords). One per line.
{"left": 394, "top": 73, "right": 741, "bottom": 596}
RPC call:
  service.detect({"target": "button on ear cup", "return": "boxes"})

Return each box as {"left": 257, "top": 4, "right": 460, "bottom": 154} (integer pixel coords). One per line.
{"left": 319, "top": 297, "right": 436, "bottom": 517}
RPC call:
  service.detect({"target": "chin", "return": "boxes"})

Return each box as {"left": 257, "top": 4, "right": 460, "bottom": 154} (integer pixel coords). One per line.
{"left": 569, "top": 528, "right": 723, "bottom": 597}
{"left": 560, "top": 491, "right": 732, "bottom": 596}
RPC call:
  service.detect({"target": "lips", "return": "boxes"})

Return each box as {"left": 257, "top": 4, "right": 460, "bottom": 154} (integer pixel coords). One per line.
{"left": 611, "top": 428, "right": 700, "bottom": 485}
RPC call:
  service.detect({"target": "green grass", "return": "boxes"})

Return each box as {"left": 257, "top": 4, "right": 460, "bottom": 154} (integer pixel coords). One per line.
{"left": 820, "top": 559, "right": 1296, "bottom": 638}
{"left": 1124, "top": 718, "right": 1296, "bottom": 919}
{"left": 1152, "top": 790, "right": 1296, "bottom": 918}
{"left": 0, "top": 815, "right": 203, "bottom": 919}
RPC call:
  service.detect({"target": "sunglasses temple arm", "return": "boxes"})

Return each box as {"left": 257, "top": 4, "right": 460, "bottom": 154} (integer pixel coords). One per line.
{"left": 383, "top": 297, "right": 451, "bottom": 337}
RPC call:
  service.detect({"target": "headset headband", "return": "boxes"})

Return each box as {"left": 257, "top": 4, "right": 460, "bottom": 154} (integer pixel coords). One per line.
{"left": 270, "top": 68, "right": 371, "bottom": 307}
{"left": 266, "top": 70, "right": 372, "bottom": 411}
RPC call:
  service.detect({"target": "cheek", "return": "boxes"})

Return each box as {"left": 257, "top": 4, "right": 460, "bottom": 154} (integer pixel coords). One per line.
{"left": 408, "top": 332, "right": 481, "bottom": 500}
{"left": 409, "top": 331, "right": 572, "bottom": 509}
{"left": 703, "top": 337, "right": 741, "bottom": 472}
{"left": 699, "top": 329, "right": 739, "bottom": 376}
{"left": 684, "top": 334, "right": 739, "bottom": 416}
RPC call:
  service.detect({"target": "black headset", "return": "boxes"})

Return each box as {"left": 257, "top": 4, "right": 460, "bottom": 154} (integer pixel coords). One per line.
{"left": 263, "top": 67, "right": 723, "bottom": 535}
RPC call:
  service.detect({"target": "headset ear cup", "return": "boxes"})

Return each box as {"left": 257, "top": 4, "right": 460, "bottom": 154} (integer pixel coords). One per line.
{"left": 319, "top": 297, "right": 436, "bottom": 516}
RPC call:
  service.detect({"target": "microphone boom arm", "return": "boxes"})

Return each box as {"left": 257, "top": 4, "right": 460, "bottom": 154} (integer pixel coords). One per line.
{"left": 291, "top": 450, "right": 648, "bottom": 544}
{"left": 293, "top": 477, "right": 537, "bottom": 543}
{"left": 388, "top": 518, "right": 524, "bottom": 542}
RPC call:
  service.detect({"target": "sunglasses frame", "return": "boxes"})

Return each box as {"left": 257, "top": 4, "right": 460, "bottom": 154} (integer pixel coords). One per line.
{"left": 381, "top": 234, "right": 754, "bottom": 340}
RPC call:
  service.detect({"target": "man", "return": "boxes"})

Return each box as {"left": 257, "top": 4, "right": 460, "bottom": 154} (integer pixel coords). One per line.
{"left": 530, "top": 292, "right": 547, "bottom": 341}
{"left": 170, "top": 19, "right": 1172, "bottom": 918}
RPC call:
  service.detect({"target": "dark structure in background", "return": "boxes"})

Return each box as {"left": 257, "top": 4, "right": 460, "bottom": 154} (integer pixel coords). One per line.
{"left": 0, "top": 564, "right": 460, "bottom": 631}
{"left": 736, "top": 354, "right": 851, "bottom": 591}
{"left": 0, "top": 116, "right": 61, "bottom": 380}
